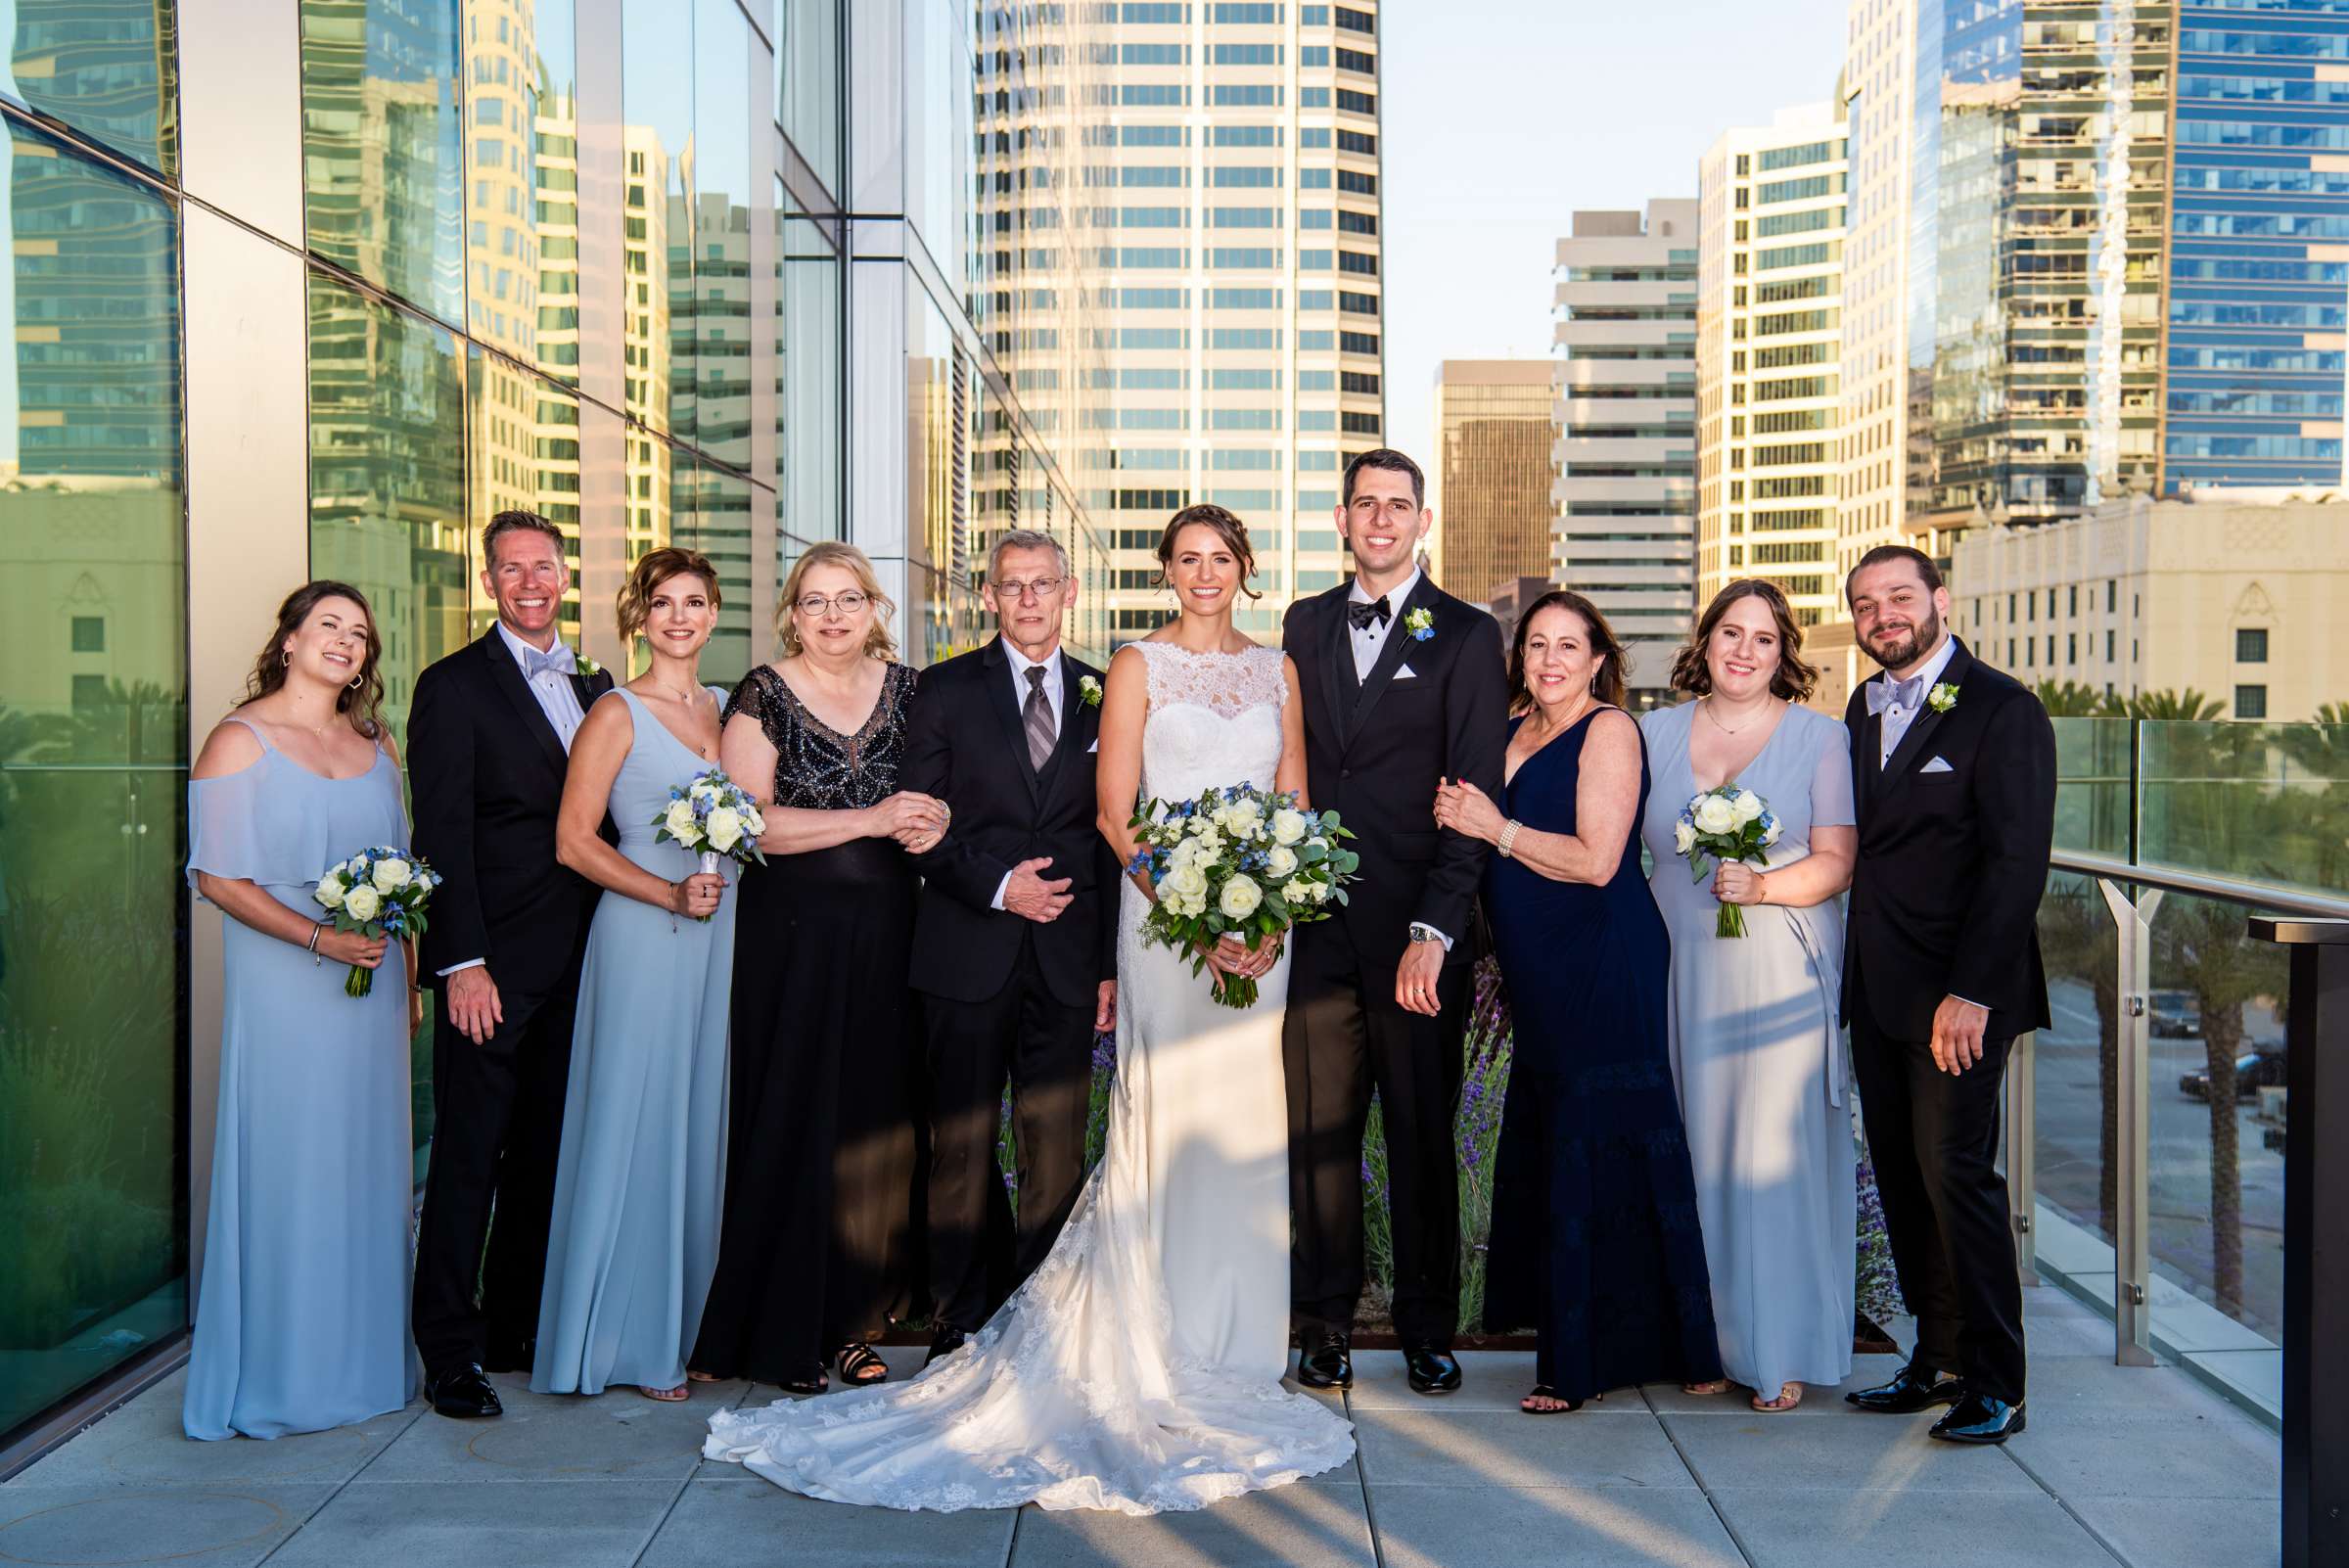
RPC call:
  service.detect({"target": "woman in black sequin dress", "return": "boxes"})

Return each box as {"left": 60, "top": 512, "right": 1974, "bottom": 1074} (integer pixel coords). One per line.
{"left": 691, "top": 543, "right": 947, "bottom": 1393}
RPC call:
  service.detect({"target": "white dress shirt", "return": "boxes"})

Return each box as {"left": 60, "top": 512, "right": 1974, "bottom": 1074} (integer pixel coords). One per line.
{"left": 1346, "top": 565, "right": 1421, "bottom": 682}
{"left": 1873, "top": 631, "right": 1958, "bottom": 768}
{"left": 990, "top": 639, "right": 1066, "bottom": 911}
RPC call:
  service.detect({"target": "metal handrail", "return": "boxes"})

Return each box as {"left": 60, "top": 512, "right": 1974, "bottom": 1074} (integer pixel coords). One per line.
{"left": 2049, "top": 849, "right": 2349, "bottom": 922}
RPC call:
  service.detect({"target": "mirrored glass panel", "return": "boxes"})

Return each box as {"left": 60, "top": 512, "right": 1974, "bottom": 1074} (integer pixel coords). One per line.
{"left": 695, "top": 0, "right": 753, "bottom": 472}
{"left": 462, "top": 0, "right": 576, "bottom": 382}
{"left": 777, "top": 181, "right": 839, "bottom": 546}
{"left": 669, "top": 455, "right": 754, "bottom": 683}
{"left": 622, "top": 0, "right": 694, "bottom": 442}
{"left": 777, "top": 0, "right": 839, "bottom": 197}
{"left": 467, "top": 345, "right": 582, "bottom": 648}
{"left": 0, "top": 0, "right": 178, "bottom": 176}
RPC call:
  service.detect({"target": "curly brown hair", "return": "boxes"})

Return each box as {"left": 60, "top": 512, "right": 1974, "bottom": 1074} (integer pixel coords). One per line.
{"left": 1157, "top": 503, "right": 1264, "bottom": 600}
{"left": 241, "top": 580, "right": 388, "bottom": 738}
{"left": 1508, "top": 589, "right": 1629, "bottom": 713}
{"left": 617, "top": 546, "right": 722, "bottom": 643}
{"left": 1669, "top": 578, "right": 1819, "bottom": 702}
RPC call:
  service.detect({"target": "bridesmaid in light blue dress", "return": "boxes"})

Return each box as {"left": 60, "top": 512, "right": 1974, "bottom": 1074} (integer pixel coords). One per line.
{"left": 1638, "top": 580, "right": 1859, "bottom": 1412}
{"left": 185, "top": 582, "right": 419, "bottom": 1440}
{"left": 533, "top": 548, "right": 737, "bottom": 1401}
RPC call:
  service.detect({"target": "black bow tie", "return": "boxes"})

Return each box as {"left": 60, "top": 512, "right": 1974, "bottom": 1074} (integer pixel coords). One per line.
{"left": 1347, "top": 597, "right": 1391, "bottom": 631}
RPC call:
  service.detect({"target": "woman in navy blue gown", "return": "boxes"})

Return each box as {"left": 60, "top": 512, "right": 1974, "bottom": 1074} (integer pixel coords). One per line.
{"left": 1435, "top": 590, "right": 1721, "bottom": 1413}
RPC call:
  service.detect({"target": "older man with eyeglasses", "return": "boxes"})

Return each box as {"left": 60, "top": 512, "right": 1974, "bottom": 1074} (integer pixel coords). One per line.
{"left": 898, "top": 529, "right": 1121, "bottom": 1364}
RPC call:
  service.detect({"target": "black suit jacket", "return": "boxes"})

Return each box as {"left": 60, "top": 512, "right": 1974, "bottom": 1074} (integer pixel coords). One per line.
{"left": 409, "top": 629, "right": 614, "bottom": 1001}
{"left": 1281, "top": 576, "right": 1509, "bottom": 968}
{"left": 1841, "top": 636, "right": 2056, "bottom": 1042}
{"left": 901, "top": 640, "right": 1120, "bottom": 1007}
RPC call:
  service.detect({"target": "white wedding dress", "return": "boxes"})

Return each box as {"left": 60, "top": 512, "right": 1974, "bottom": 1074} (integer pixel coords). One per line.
{"left": 704, "top": 643, "right": 1355, "bottom": 1514}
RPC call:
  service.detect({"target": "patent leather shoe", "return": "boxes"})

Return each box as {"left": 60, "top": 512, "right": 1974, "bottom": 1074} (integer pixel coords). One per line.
{"left": 1296, "top": 1328, "right": 1353, "bottom": 1390}
{"left": 926, "top": 1326, "right": 969, "bottom": 1365}
{"left": 426, "top": 1362, "right": 503, "bottom": 1419}
{"left": 1404, "top": 1345, "right": 1462, "bottom": 1395}
{"left": 1931, "top": 1393, "right": 2025, "bottom": 1445}
{"left": 1844, "top": 1360, "right": 1963, "bottom": 1414}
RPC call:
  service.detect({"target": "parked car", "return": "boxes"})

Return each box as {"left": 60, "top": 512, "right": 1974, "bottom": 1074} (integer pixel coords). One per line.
{"left": 2178, "top": 1044, "right": 2287, "bottom": 1102}
{"left": 2149, "top": 990, "right": 2201, "bottom": 1038}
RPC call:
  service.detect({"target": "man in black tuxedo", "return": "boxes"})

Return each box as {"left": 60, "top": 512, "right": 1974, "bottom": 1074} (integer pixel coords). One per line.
{"left": 901, "top": 529, "right": 1119, "bottom": 1363}
{"left": 1280, "top": 448, "right": 1509, "bottom": 1396}
{"left": 1839, "top": 543, "right": 2054, "bottom": 1446}
{"left": 408, "top": 511, "right": 614, "bottom": 1419}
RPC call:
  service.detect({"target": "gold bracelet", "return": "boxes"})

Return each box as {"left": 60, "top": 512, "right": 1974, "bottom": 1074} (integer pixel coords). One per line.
{"left": 1497, "top": 819, "right": 1523, "bottom": 859}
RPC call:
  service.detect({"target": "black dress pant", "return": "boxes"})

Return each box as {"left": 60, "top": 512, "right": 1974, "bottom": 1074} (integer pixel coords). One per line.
{"left": 1283, "top": 927, "right": 1467, "bottom": 1346}
{"left": 1849, "top": 998, "right": 2028, "bottom": 1403}
{"left": 411, "top": 981, "right": 578, "bottom": 1377}
{"left": 922, "top": 943, "right": 1097, "bottom": 1332}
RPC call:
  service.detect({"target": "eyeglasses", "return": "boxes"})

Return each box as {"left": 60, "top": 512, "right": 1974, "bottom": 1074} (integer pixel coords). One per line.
{"left": 796, "top": 591, "right": 870, "bottom": 617}
{"left": 990, "top": 576, "right": 1067, "bottom": 601}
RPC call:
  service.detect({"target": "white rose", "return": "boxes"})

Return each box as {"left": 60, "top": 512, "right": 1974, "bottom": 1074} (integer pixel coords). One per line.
{"left": 706, "top": 807, "right": 743, "bottom": 853}
{"left": 1305, "top": 880, "right": 1331, "bottom": 903}
{"left": 741, "top": 807, "right": 765, "bottom": 837}
{"left": 1269, "top": 808, "right": 1309, "bottom": 846}
{"left": 1731, "top": 789, "right": 1765, "bottom": 826}
{"left": 1266, "top": 845, "right": 1299, "bottom": 878}
{"left": 1225, "top": 799, "right": 1264, "bottom": 836}
{"left": 690, "top": 778, "right": 720, "bottom": 801}
{"left": 1282, "top": 878, "right": 1310, "bottom": 902}
{"left": 1191, "top": 826, "right": 1224, "bottom": 857}
{"left": 1166, "top": 862, "right": 1209, "bottom": 899}
{"left": 1673, "top": 819, "right": 1697, "bottom": 856}
{"left": 371, "top": 856, "right": 412, "bottom": 892}
{"left": 315, "top": 875, "right": 347, "bottom": 908}
{"left": 1693, "top": 795, "right": 1738, "bottom": 836}
{"left": 665, "top": 799, "right": 700, "bottom": 843}
{"left": 343, "top": 883, "right": 381, "bottom": 922}
{"left": 1762, "top": 818, "right": 1783, "bottom": 847}
{"left": 1219, "top": 874, "right": 1264, "bottom": 920}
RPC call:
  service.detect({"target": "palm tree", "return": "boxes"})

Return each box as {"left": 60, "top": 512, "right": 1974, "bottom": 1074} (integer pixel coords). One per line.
{"left": 2035, "top": 679, "right": 2117, "bottom": 717}
{"left": 2122, "top": 689, "right": 2224, "bottom": 721}
{"left": 2037, "top": 876, "right": 2119, "bottom": 1238}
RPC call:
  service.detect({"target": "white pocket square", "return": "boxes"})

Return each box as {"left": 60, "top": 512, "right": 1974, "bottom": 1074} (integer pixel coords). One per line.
{"left": 1087, "top": 740, "right": 1098, "bottom": 753}
{"left": 1920, "top": 755, "right": 1954, "bottom": 774}
{"left": 1394, "top": 664, "right": 1417, "bottom": 680}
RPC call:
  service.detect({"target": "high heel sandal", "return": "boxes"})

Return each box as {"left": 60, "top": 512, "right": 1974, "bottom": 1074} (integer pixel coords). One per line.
{"left": 836, "top": 1342, "right": 889, "bottom": 1387}
{"left": 779, "top": 1364, "right": 828, "bottom": 1396}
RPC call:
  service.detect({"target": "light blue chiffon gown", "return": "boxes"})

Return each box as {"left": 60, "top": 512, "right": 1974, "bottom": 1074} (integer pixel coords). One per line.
{"left": 1637, "top": 701, "right": 1858, "bottom": 1397}
{"left": 183, "top": 717, "right": 420, "bottom": 1440}
{"left": 532, "top": 688, "right": 735, "bottom": 1396}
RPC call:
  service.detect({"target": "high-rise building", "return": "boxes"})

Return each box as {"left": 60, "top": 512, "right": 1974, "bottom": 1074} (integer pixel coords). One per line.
{"left": 1090, "top": 0, "right": 1389, "bottom": 643}
{"left": 1429, "top": 359, "right": 1553, "bottom": 600}
{"left": 1550, "top": 203, "right": 1698, "bottom": 710}
{"left": 1695, "top": 106, "right": 1848, "bottom": 637}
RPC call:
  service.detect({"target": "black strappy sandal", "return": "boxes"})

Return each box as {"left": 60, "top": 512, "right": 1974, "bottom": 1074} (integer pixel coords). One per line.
{"left": 836, "top": 1343, "right": 889, "bottom": 1387}
{"left": 779, "top": 1363, "right": 828, "bottom": 1396}
{"left": 1520, "top": 1386, "right": 1597, "bottom": 1414}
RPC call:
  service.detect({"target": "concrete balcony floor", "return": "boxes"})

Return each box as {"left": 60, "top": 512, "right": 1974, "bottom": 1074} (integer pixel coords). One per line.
{"left": 0, "top": 1286, "right": 2280, "bottom": 1568}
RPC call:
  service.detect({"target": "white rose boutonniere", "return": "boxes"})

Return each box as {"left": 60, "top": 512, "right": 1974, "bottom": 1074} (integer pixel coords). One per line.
{"left": 1928, "top": 681, "right": 1958, "bottom": 714}
{"left": 1403, "top": 607, "right": 1435, "bottom": 642}
{"left": 575, "top": 652, "right": 602, "bottom": 678}
{"left": 1079, "top": 673, "right": 1103, "bottom": 708}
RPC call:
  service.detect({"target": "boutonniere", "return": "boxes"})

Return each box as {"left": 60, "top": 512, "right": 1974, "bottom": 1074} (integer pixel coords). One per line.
{"left": 1403, "top": 607, "right": 1435, "bottom": 642}
{"left": 1079, "top": 674, "right": 1102, "bottom": 709}
{"left": 1927, "top": 681, "right": 1958, "bottom": 714}
{"left": 574, "top": 652, "right": 602, "bottom": 678}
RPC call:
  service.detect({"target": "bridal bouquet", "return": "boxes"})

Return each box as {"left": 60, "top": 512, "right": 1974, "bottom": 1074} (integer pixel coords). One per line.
{"left": 1127, "top": 785, "right": 1359, "bottom": 1009}
{"left": 314, "top": 849, "right": 440, "bottom": 997}
{"left": 1674, "top": 783, "right": 1780, "bottom": 939}
{"left": 653, "top": 768, "right": 767, "bottom": 917}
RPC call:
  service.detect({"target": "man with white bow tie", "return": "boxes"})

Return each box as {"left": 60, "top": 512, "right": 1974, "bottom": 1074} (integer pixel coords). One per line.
{"left": 1839, "top": 544, "right": 2055, "bottom": 1449}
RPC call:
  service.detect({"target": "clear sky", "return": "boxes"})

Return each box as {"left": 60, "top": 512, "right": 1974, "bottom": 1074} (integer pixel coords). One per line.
{"left": 1380, "top": 0, "right": 1852, "bottom": 517}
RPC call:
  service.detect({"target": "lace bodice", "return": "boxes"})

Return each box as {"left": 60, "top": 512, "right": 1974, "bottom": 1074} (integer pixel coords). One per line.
{"left": 724, "top": 661, "right": 914, "bottom": 811}
{"left": 1130, "top": 642, "right": 1287, "bottom": 805}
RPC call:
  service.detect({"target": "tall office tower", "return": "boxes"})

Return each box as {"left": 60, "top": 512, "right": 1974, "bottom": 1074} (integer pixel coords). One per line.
{"left": 1550, "top": 203, "right": 1699, "bottom": 711}
{"left": 1091, "top": 0, "right": 1389, "bottom": 644}
{"left": 1429, "top": 359, "right": 1554, "bottom": 600}
{"left": 1694, "top": 106, "right": 1848, "bottom": 641}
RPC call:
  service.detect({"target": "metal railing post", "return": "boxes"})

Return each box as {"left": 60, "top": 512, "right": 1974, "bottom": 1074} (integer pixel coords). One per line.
{"left": 2098, "top": 876, "right": 2160, "bottom": 1367}
{"left": 2005, "top": 1030, "right": 2038, "bottom": 1287}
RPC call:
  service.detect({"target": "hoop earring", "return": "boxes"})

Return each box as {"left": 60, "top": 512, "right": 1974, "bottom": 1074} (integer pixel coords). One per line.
{"left": 281, "top": 651, "right": 292, "bottom": 669}
{"left": 348, "top": 675, "right": 363, "bottom": 690}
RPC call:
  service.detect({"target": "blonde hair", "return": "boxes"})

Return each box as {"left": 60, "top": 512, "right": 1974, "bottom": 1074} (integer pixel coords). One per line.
{"left": 617, "top": 546, "right": 722, "bottom": 642}
{"left": 777, "top": 541, "right": 898, "bottom": 661}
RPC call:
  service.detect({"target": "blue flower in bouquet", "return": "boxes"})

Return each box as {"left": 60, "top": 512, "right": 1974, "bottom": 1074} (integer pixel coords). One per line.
{"left": 315, "top": 847, "right": 441, "bottom": 997}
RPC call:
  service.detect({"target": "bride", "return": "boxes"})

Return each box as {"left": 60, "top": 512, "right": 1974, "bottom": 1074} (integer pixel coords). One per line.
{"left": 705, "top": 505, "right": 1356, "bottom": 1514}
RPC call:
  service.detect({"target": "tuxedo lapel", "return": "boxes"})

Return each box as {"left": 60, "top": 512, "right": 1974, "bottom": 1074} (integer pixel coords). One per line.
{"left": 480, "top": 629, "right": 571, "bottom": 780}
{"left": 1877, "top": 638, "right": 1974, "bottom": 802}
{"left": 981, "top": 638, "right": 1042, "bottom": 802}
{"left": 1318, "top": 591, "right": 1357, "bottom": 748}
{"left": 1344, "top": 576, "right": 1433, "bottom": 751}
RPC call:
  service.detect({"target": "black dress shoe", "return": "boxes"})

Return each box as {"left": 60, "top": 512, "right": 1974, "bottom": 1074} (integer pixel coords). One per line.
{"left": 1931, "top": 1393, "right": 2025, "bottom": 1445}
{"left": 426, "top": 1362, "right": 503, "bottom": 1419}
{"left": 1404, "top": 1345, "right": 1462, "bottom": 1395}
{"left": 1845, "top": 1360, "right": 1964, "bottom": 1414}
{"left": 926, "top": 1326, "right": 969, "bottom": 1365}
{"left": 1295, "top": 1329, "right": 1353, "bottom": 1390}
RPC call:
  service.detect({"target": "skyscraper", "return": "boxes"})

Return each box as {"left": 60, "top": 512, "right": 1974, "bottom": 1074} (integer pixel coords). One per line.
{"left": 1550, "top": 203, "right": 1698, "bottom": 709}
{"left": 1695, "top": 106, "right": 1849, "bottom": 635}
{"left": 1429, "top": 359, "right": 1553, "bottom": 601}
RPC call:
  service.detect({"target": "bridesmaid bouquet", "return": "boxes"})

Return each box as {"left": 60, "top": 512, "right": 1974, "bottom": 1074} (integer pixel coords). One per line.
{"left": 653, "top": 768, "right": 767, "bottom": 918}
{"left": 1674, "top": 783, "right": 1781, "bottom": 938}
{"left": 313, "top": 849, "right": 441, "bottom": 997}
{"left": 1127, "top": 785, "right": 1359, "bottom": 1009}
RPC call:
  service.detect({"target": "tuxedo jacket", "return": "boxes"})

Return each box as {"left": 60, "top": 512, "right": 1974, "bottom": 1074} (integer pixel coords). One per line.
{"left": 408, "top": 629, "right": 614, "bottom": 1001}
{"left": 900, "top": 640, "right": 1120, "bottom": 1008}
{"left": 1281, "top": 576, "right": 1509, "bottom": 968}
{"left": 1840, "top": 635, "right": 2056, "bottom": 1042}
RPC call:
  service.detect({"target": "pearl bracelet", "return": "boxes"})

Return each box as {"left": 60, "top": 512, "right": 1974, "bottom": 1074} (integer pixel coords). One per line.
{"left": 1497, "top": 819, "right": 1523, "bottom": 859}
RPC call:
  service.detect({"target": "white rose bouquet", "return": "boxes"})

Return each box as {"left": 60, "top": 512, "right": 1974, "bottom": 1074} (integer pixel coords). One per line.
{"left": 313, "top": 848, "right": 441, "bottom": 997}
{"left": 652, "top": 766, "right": 767, "bottom": 920}
{"left": 1126, "top": 784, "right": 1360, "bottom": 1009}
{"left": 1675, "top": 782, "right": 1780, "bottom": 938}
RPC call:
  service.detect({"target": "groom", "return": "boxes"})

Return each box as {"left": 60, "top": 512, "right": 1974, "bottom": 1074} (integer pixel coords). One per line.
{"left": 1840, "top": 544, "right": 2054, "bottom": 1446}
{"left": 1281, "top": 448, "right": 1508, "bottom": 1395}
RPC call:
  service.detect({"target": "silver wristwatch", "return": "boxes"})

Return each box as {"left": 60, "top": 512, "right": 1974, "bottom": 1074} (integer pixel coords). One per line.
{"left": 1406, "top": 922, "right": 1442, "bottom": 945}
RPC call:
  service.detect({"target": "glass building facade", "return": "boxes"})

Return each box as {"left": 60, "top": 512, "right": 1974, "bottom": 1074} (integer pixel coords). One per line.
{"left": 0, "top": 0, "right": 1111, "bottom": 1458}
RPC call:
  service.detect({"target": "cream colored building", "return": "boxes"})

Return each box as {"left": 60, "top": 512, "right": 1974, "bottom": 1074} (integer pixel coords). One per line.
{"left": 1950, "top": 493, "right": 2349, "bottom": 721}
{"left": 1429, "top": 359, "right": 1553, "bottom": 599}
{"left": 1696, "top": 104, "right": 1847, "bottom": 634}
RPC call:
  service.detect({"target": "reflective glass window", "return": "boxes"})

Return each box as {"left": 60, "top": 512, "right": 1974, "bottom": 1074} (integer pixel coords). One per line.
{"left": 622, "top": 0, "right": 695, "bottom": 441}
{"left": 777, "top": 0, "right": 841, "bottom": 197}
{"left": 0, "top": 0, "right": 177, "bottom": 175}
{"left": 695, "top": 0, "right": 754, "bottom": 471}
{"left": 462, "top": 0, "right": 577, "bottom": 383}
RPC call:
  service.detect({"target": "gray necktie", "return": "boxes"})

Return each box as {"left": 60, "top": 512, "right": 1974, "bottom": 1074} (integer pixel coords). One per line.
{"left": 1024, "top": 665, "right": 1055, "bottom": 771}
